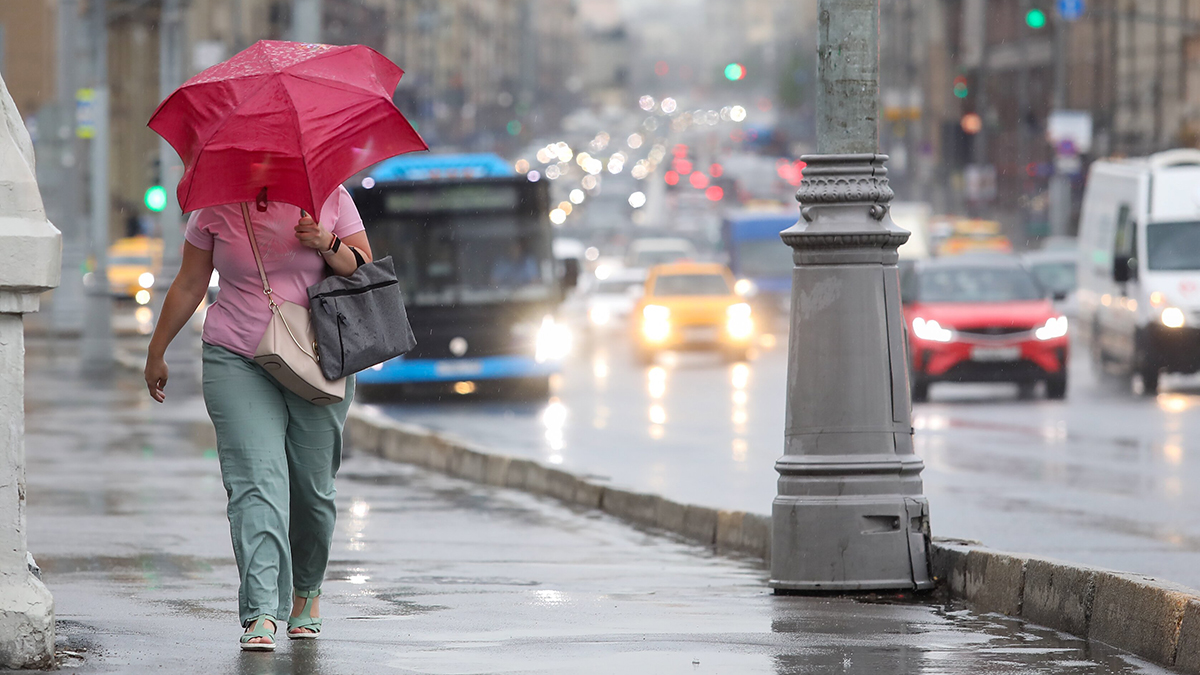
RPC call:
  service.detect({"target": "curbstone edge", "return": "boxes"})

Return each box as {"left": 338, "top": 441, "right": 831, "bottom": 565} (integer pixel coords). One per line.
{"left": 1021, "top": 558, "right": 1097, "bottom": 637}
{"left": 1089, "top": 571, "right": 1190, "bottom": 666}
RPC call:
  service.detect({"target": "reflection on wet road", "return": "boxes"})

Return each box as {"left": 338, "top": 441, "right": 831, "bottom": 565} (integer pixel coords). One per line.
{"left": 373, "top": 334, "right": 1200, "bottom": 590}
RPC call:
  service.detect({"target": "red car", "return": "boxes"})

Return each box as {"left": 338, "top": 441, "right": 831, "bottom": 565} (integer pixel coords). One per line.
{"left": 901, "top": 256, "right": 1069, "bottom": 401}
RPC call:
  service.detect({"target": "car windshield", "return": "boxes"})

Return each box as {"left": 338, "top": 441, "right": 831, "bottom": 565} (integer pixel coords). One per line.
{"left": 596, "top": 279, "right": 642, "bottom": 294}
{"left": 109, "top": 255, "right": 152, "bottom": 266}
{"left": 736, "top": 239, "right": 794, "bottom": 277}
{"left": 632, "top": 249, "right": 691, "bottom": 267}
{"left": 1028, "top": 261, "right": 1077, "bottom": 295}
{"left": 652, "top": 273, "right": 730, "bottom": 296}
{"left": 1147, "top": 222, "right": 1200, "bottom": 270}
{"left": 917, "top": 266, "right": 1044, "bottom": 303}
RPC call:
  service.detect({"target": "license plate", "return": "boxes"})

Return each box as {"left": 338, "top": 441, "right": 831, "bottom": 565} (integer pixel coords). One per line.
{"left": 434, "top": 360, "right": 485, "bottom": 377}
{"left": 683, "top": 326, "right": 719, "bottom": 342}
{"left": 970, "top": 346, "right": 1021, "bottom": 362}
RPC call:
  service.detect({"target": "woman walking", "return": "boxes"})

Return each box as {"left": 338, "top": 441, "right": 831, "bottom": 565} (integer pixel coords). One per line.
{"left": 144, "top": 186, "right": 371, "bottom": 650}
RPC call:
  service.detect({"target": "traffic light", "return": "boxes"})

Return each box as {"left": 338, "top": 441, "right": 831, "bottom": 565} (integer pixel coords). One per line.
{"left": 953, "top": 75, "right": 969, "bottom": 99}
{"left": 1026, "top": 8, "right": 1048, "bottom": 28}
{"left": 144, "top": 185, "right": 167, "bottom": 212}
{"left": 724, "top": 63, "right": 746, "bottom": 81}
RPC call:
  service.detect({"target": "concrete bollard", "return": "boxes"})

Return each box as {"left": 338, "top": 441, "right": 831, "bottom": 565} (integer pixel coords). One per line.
{"left": 0, "top": 73, "right": 60, "bottom": 669}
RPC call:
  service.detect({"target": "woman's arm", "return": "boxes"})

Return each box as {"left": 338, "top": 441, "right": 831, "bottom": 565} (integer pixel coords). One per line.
{"left": 144, "top": 242, "right": 213, "bottom": 402}
{"left": 294, "top": 214, "right": 373, "bottom": 276}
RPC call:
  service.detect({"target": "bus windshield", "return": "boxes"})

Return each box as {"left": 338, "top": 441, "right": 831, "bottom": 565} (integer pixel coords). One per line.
{"left": 736, "top": 239, "right": 793, "bottom": 277}
{"left": 369, "top": 214, "right": 554, "bottom": 305}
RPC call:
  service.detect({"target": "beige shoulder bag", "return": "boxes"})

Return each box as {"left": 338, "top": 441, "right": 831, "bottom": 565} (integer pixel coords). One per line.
{"left": 240, "top": 202, "right": 346, "bottom": 405}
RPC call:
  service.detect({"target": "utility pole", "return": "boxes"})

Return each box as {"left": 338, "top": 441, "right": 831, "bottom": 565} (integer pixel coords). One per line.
{"left": 292, "top": 0, "right": 322, "bottom": 43}
{"left": 770, "top": 0, "right": 932, "bottom": 592}
{"left": 155, "top": 0, "right": 197, "bottom": 385}
{"left": 1048, "top": 9, "right": 1072, "bottom": 236}
{"left": 1018, "top": 0, "right": 1032, "bottom": 231}
{"left": 81, "top": 0, "right": 114, "bottom": 375}
{"left": 50, "top": 0, "right": 85, "bottom": 335}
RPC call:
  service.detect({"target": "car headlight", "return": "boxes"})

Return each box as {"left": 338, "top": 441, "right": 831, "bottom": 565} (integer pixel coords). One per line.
{"left": 1035, "top": 315, "right": 1069, "bottom": 340}
{"left": 1161, "top": 307, "right": 1186, "bottom": 328}
{"left": 734, "top": 278, "right": 758, "bottom": 297}
{"left": 589, "top": 306, "right": 611, "bottom": 326}
{"left": 535, "top": 315, "right": 572, "bottom": 363}
{"left": 911, "top": 317, "right": 953, "bottom": 343}
{"left": 726, "top": 302, "right": 754, "bottom": 340}
{"left": 642, "top": 304, "right": 670, "bottom": 342}
{"left": 643, "top": 304, "right": 670, "bottom": 322}
{"left": 138, "top": 272, "right": 155, "bottom": 289}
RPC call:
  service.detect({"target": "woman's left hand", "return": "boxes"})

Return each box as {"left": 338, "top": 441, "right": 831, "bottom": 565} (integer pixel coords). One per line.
{"left": 295, "top": 212, "right": 332, "bottom": 251}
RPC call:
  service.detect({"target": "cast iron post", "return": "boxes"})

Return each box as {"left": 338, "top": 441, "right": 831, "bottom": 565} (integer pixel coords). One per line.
{"left": 770, "top": 0, "right": 932, "bottom": 592}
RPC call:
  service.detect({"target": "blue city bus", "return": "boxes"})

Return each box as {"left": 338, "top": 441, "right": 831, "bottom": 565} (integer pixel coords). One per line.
{"left": 722, "top": 211, "right": 797, "bottom": 331}
{"left": 351, "top": 154, "right": 572, "bottom": 397}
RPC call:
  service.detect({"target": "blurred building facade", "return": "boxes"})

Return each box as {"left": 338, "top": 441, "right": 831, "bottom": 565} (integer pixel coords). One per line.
{"left": 886, "top": 0, "right": 1200, "bottom": 239}
{"left": 0, "top": 1, "right": 58, "bottom": 118}
{"left": 23, "top": 0, "right": 590, "bottom": 246}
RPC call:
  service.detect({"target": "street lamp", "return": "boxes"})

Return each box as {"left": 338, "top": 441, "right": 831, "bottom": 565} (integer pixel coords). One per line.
{"left": 770, "top": 0, "right": 932, "bottom": 592}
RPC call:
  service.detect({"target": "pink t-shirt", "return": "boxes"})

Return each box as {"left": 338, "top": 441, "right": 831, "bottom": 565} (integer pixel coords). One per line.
{"left": 185, "top": 185, "right": 365, "bottom": 358}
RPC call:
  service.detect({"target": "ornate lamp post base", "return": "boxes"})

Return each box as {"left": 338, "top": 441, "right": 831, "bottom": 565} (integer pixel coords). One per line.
{"left": 769, "top": 154, "right": 932, "bottom": 592}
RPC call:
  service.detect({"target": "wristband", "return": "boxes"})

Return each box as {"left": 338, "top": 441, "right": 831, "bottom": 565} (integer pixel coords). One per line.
{"left": 321, "top": 234, "right": 341, "bottom": 256}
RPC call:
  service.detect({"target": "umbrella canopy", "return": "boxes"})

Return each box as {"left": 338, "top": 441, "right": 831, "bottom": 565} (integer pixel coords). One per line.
{"left": 149, "top": 40, "right": 426, "bottom": 216}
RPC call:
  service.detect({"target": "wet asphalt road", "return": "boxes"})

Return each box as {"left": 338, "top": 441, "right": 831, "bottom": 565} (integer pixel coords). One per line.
{"left": 15, "top": 343, "right": 1174, "bottom": 674}
{"left": 370, "top": 326, "right": 1200, "bottom": 591}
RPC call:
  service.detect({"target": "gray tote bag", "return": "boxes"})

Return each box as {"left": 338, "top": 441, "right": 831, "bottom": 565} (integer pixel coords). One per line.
{"left": 307, "top": 256, "right": 417, "bottom": 380}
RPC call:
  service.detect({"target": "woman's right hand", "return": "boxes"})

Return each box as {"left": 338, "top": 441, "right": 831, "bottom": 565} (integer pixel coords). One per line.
{"left": 145, "top": 355, "right": 169, "bottom": 403}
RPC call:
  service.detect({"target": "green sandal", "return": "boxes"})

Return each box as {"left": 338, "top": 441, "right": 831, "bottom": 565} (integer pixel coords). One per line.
{"left": 240, "top": 614, "right": 277, "bottom": 651}
{"left": 287, "top": 589, "right": 322, "bottom": 639}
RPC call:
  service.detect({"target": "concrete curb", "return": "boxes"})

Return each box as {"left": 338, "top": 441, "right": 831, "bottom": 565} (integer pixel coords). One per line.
{"left": 930, "top": 539, "right": 1200, "bottom": 673}
{"left": 346, "top": 407, "right": 1200, "bottom": 672}
{"left": 344, "top": 407, "right": 774, "bottom": 563}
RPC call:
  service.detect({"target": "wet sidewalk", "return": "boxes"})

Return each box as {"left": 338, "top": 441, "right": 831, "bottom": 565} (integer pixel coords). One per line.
{"left": 10, "top": 337, "right": 1175, "bottom": 674}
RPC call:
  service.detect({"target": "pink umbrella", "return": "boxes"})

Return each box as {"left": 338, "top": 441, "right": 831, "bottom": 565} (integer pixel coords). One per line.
{"left": 149, "top": 40, "right": 426, "bottom": 215}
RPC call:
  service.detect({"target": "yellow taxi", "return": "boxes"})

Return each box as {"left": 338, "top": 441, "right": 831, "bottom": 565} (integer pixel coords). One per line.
{"left": 935, "top": 218, "right": 1013, "bottom": 257}
{"left": 633, "top": 262, "right": 754, "bottom": 363}
{"left": 107, "top": 236, "right": 162, "bottom": 303}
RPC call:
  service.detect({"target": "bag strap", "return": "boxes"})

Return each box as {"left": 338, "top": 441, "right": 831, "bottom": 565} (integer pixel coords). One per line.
{"left": 240, "top": 202, "right": 275, "bottom": 308}
{"left": 240, "top": 202, "right": 320, "bottom": 363}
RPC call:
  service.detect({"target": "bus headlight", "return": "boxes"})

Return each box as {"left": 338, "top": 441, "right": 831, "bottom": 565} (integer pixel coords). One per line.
{"left": 535, "top": 315, "right": 572, "bottom": 362}
{"left": 138, "top": 272, "right": 155, "bottom": 289}
{"left": 134, "top": 289, "right": 152, "bottom": 305}
{"left": 642, "top": 305, "right": 670, "bottom": 343}
{"left": 589, "top": 306, "right": 611, "bottom": 326}
{"left": 734, "top": 279, "right": 757, "bottom": 297}
{"left": 1035, "top": 315, "right": 1069, "bottom": 340}
{"left": 726, "top": 302, "right": 753, "bottom": 340}
{"left": 1161, "top": 307, "right": 1186, "bottom": 328}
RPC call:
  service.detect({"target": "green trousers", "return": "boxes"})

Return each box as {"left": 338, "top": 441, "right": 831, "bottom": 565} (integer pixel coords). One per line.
{"left": 201, "top": 342, "right": 354, "bottom": 626}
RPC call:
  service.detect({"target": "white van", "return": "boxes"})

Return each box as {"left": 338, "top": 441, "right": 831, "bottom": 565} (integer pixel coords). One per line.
{"left": 1078, "top": 149, "right": 1200, "bottom": 394}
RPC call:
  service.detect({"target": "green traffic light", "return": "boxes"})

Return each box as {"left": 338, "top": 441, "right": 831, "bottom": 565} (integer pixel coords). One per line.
{"left": 144, "top": 185, "right": 167, "bottom": 212}
{"left": 1026, "top": 8, "right": 1047, "bottom": 28}
{"left": 724, "top": 63, "right": 745, "bottom": 81}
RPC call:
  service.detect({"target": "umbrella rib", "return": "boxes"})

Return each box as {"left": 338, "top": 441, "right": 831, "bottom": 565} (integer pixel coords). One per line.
{"left": 278, "top": 76, "right": 316, "bottom": 214}
{"left": 284, "top": 72, "right": 389, "bottom": 99}
{"left": 177, "top": 78, "right": 282, "bottom": 212}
